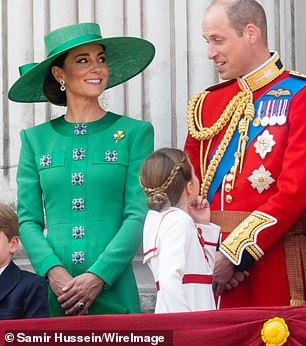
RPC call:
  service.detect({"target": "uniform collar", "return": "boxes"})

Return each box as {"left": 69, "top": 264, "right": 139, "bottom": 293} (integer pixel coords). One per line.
{"left": 237, "top": 51, "right": 284, "bottom": 92}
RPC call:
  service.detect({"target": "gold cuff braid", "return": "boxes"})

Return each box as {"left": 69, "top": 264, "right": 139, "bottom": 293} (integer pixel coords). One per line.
{"left": 220, "top": 211, "right": 277, "bottom": 265}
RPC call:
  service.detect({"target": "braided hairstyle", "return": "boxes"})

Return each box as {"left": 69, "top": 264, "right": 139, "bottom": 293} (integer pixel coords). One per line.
{"left": 139, "top": 148, "right": 192, "bottom": 212}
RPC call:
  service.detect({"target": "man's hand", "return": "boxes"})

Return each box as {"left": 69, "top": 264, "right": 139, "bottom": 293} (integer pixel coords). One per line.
{"left": 212, "top": 252, "right": 235, "bottom": 296}
{"left": 213, "top": 252, "right": 250, "bottom": 296}
{"left": 227, "top": 270, "right": 250, "bottom": 289}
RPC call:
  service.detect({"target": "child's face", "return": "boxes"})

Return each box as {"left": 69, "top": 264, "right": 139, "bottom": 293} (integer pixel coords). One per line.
{"left": 192, "top": 167, "right": 200, "bottom": 197}
{"left": 190, "top": 164, "right": 200, "bottom": 200}
{"left": 0, "top": 231, "right": 18, "bottom": 269}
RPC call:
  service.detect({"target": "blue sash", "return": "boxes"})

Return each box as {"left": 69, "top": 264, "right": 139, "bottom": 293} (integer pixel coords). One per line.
{"left": 207, "top": 76, "right": 306, "bottom": 203}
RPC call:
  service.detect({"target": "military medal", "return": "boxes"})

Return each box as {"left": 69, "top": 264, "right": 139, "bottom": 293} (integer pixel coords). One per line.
{"left": 276, "top": 99, "right": 288, "bottom": 125}
{"left": 247, "top": 164, "right": 275, "bottom": 194}
{"left": 261, "top": 100, "right": 271, "bottom": 126}
{"left": 254, "top": 129, "right": 276, "bottom": 159}
{"left": 253, "top": 117, "right": 261, "bottom": 127}
{"left": 268, "top": 100, "right": 277, "bottom": 126}
{"left": 253, "top": 101, "right": 263, "bottom": 127}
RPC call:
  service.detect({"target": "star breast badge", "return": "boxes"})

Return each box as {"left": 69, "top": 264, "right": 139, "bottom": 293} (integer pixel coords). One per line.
{"left": 247, "top": 164, "right": 275, "bottom": 193}
{"left": 254, "top": 130, "right": 276, "bottom": 159}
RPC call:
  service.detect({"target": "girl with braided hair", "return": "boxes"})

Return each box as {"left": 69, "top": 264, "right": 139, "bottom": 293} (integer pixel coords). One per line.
{"left": 140, "top": 148, "right": 220, "bottom": 313}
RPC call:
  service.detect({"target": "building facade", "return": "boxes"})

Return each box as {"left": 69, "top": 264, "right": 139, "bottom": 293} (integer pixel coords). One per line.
{"left": 1, "top": 0, "right": 306, "bottom": 312}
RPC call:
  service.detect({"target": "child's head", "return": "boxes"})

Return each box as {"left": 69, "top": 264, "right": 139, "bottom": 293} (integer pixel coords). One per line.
{"left": 140, "top": 148, "right": 196, "bottom": 212}
{"left": 0, "top": 203, "right": 19, "bottom": 268}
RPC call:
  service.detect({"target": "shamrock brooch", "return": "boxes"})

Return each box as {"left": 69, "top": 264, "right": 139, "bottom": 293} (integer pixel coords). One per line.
{"left": 114, "top": 130, "right": 125, "bottom": 143}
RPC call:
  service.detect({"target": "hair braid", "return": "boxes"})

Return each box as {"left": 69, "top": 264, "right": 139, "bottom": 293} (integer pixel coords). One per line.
{"left": 140, "top": 159, "right": 186, "bottom": 212}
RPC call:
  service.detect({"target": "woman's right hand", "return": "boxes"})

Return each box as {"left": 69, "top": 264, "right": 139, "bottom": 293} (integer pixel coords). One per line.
{"left": 46, "top": 266, "right": 74, "bottom": 297}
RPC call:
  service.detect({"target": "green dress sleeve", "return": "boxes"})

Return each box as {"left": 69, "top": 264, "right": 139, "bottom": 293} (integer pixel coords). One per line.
{"left": 17, "top": 130, "right": 63, "bottom": 276}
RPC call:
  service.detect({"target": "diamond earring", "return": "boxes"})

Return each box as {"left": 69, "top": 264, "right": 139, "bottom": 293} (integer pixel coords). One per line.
{"left": 60, "top": 79, "right": 65, "bottom": 91}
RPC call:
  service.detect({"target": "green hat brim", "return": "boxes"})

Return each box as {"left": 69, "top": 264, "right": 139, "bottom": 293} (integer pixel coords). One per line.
{"left": 8, "top": 36, "right": 155, "bottom": 103}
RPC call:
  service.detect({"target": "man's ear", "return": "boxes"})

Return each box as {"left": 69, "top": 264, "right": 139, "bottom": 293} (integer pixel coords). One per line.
{"left": 9, "top": 235, "right": 19, "bottom": 255}
{"left": 244, "top": 23, "right": 260, "bottom": 44}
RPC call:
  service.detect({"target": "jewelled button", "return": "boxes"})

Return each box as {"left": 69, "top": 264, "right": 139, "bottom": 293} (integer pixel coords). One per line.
{"left": 72, "top": 198, "right": 85, "bottom": 211}
{"left": 72, "top": 173, "right": 84, "bottom": 185}
{"left": 74, "top": 124, "right": 87, "bottom": 135}
{"left": 40, "top": 154, "right": 52, "bottom": 167}
{"left": 72, "top": 226, "right": 85, "bottom": 239}
{"left": 72, "top": 251, "right": 84, "bottom": 264}
{"left": 73, "top": 148, "right": 85, "bottom": 160}
{"left": 105, "top": 150, "right": 118, "bottom": 162}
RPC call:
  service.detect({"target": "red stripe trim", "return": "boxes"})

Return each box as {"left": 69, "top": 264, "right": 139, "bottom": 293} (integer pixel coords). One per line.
{"left": 144, "top": 247, "right": 157, "bottom": 257}
{"left": 156, "top": 274, "right": 212, "bottom": 291}
{"left": 182, "top": 274, "right": 213, "bottom": 284}
{"left": 144, "top": 210, "right": 178, "bottom": 258}
{"left": 204, "top": 241, "right": 218, "bottom": 247}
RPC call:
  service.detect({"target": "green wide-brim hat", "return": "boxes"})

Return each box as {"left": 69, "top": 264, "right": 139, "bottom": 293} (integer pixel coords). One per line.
{"left": 8, "top": 22, "right": 155, "bottom": 103}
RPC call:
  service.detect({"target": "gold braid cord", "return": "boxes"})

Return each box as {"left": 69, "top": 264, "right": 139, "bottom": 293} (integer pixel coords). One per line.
{"left": 187, "top": 90, "right": 255, "bottom": 199}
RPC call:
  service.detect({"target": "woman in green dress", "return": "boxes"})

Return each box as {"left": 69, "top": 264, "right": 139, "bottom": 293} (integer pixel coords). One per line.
{"left": 8, "top": 22, "right": 155, "bottom": 317}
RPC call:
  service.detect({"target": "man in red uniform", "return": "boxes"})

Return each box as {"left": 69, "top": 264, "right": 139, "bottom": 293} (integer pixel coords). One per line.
{"left": 184, "top": 0, "right": 306, "bottom": 308}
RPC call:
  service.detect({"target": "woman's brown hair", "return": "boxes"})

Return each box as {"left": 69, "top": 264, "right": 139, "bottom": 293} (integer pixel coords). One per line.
{"left": 43, "top": 52, "right": 68, "bottom": 106}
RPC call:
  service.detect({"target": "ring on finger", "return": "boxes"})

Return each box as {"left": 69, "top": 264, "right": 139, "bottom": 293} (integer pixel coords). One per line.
{"left": 78, "top": 302, "right": 85, "bottom": 311}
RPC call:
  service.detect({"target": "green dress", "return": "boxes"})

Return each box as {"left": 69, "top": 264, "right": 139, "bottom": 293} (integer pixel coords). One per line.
{"left": 17, "top": 112, "right": 154, "bottom": 316}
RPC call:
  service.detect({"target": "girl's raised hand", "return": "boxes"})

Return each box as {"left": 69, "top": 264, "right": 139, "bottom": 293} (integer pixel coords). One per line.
{"left": 188, "top": 196, "right": 210, "bottom": 224}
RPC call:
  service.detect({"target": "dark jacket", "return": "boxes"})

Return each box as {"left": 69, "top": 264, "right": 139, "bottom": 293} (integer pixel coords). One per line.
{"left": 0, "top": 261, "right": 49, "bottom": 319}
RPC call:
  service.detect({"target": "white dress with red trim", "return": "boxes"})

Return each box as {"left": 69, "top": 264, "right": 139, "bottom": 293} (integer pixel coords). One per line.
{"left": 143, "top": 207, "right": 220, "bottom": 313}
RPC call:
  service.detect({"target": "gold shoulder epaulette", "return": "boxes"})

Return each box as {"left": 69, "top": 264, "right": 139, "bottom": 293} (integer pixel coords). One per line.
{"left": 289, "top": 70, "right": 306, "bottom": 80}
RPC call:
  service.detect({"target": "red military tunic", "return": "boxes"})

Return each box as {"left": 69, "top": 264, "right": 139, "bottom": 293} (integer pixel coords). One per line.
{"left": 184, "top": 52, "right": 306, "bottom": 308}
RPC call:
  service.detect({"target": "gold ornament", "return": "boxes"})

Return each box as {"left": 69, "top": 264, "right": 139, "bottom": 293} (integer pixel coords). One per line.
{"left": 114, "top": 130, "right": 124, "bottom": 143}
{"left": 187, "top": 89, "right": 255, "bottom": 199}
{"left": 220, "top": 211, "right": 276, "bottom": 264}
{"left": 225, "top": 183, "right": 232, "bottom": 192}
{"left": 266, "top": 88, "right": 291, "bottom": 97}
{"left": 238, "top": 52, "right": 284, "bottom": 92}
{"left": 261, "top": 317, "right": 290, "bottom": 346}
{"left": 225, "top": 195, "right": 233, "bottom": 203}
